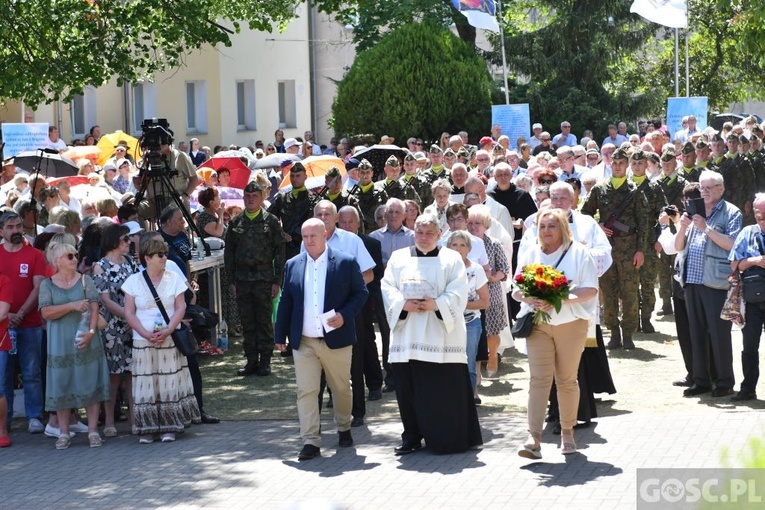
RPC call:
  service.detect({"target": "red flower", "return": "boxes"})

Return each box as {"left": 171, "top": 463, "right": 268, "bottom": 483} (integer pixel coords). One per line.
{"left": 515, "top": 274, "right": 524, "bottom": 283}
{"left": 536, "top": 267, "right": 544, "bottom": 276}
{"left": 536, "top": 281, "right": 547, "bottom": 290}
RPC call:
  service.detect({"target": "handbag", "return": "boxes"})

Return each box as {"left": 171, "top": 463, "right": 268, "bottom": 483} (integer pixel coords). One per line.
{"left": 721, "top": 262, "right": 745, "bottom": 327}
{"left": 142, "top": 271, "right": 198, "bottom": 356}
{"left": 742, "top": 234, "right": 765, "bottom": 303}
{"left": 512, "top": 243, "right": 571, "bottom": 339}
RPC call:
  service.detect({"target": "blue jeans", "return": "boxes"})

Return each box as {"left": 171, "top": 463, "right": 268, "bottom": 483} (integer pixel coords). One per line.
{"left": 2, "top": 326, "right": 43, "bottom": 426}
{"left": 465, "top": 317, "right": 482, "bottom": 393}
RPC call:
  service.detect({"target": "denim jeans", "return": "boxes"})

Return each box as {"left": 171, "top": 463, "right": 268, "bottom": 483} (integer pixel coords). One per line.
{"left": 2, "top": 326, "right": 43, "bottom": 425}
{"left": 465, "top": 317, "right": 482, "bottom": 393}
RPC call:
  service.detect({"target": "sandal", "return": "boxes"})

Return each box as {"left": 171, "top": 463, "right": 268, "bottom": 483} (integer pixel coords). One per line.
{"left": 518, "top": 431, "right": 542, "bottom": 460}
{"left": 561, "top": 429, "right": 577, "bottom": 455}
{"left": 161, "top": 433, "right": 176, "bottom": 443}
{"left": 88, "top": 433, "right": 103, "bottom": 448}
{"left": 103, "top": 426, "right": 118, "bottom": 438}
{"left": 139, "top": 435, "right": 154, "bottom": 444}
{"left": 55, "top": 435, "right": 71, "bottom": 450}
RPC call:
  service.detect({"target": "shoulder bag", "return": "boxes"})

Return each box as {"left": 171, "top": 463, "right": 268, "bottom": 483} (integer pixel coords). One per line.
{"left": 142, "top": 271, "right": 198, "bottom": 356}
{"left": 742, "top": 234, "right": 765, "bottom": 303}
{"left": 511, "top": 243, "right": 571, "bottom": 339}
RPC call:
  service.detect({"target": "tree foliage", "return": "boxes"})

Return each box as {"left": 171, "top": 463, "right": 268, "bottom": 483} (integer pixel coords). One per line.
{"left": 720, "top": 0, "right": 765, "bottom": 67}
{"left": 332, "top": 21, "right": 492, "bottom": 142}
{"left": 0, "top": 0, "right": 297, "bottom": 108}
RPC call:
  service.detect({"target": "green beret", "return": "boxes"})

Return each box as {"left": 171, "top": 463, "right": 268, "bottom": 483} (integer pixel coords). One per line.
{"left": 443, "top": 148, "right": 455, "bottom": 157}
{"left": 385, "top": 155, "right": 400, "bottom": 167}
{"left": 326, "top": 167, "right": 341, "bottom": 179}
{"left": 612, "top": 147, "right": 629, "bottom": 160}
{"left": 727, "top": 132, "right": 740, "bottom": 142}
{"left": 739, "top": 135, "right": 750, "bottom": 145}
{"left": 404, "top": 153, "right": 416, "bottom": 162}
{"left": 710, "top": 132, "right": 724, "bottom": 142}
{"left": 630, "top": 148, "right": 647, "bottom": 161}
{"left": 428, "top": 144, "right": 443, "bottom": 154}
{"left": 358, "top": 159, "right": 373, "bottom": 170}
{"left": 695, "top": 138, "right": 709, "bottom": 149}
{"left": 661, "top": 146, "right": 677, "bottom": 161}
{"left": 681, "top": 141, "right": 695, "bottom": 155}
{"left": 457, "top": 147, "right": 470, "bottom": 158}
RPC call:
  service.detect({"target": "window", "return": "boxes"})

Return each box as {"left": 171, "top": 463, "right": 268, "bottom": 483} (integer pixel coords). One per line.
{"left": 132, "top": 82, "right": 157, "bottom": 135}
{"left": 186, "top": 81, "right": 208, "bottom": 133}
{"left": 70, "top": 87, "right": 97, "bottom": 138}
{"left": 278, "top": 80, "right": 296, "bottom": 129}
{"left": 236, "top": 80, "right": 256, "bottom": 131}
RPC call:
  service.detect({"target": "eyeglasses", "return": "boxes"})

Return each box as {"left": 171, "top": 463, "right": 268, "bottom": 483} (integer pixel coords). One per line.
{"left": 477, "top": 158, "right": 490, "bottom": 162}
{"left": 415, "top": 142, "right": 423, "bottom": 146}
{"left": 539, "top": 179, "right": 555, "bottom": 184}
{"left": 121, "top": 235, "right": 130, "bottom": 243}
{"left": 149, "top": 252, "right": 168, "bottom": 258}
{"left": 64, "top": 253, "right": 78, "bottom": 260}
{"left": 700, "top": 185, "right": 721, "bottom": 191}
{"left": 267, "top": 147, "right": 276, "bottom": 152}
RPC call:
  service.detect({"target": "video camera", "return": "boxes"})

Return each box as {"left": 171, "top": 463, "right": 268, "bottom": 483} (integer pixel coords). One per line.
{"left": 139, "top": 118, "right": 176, "bottom": 177}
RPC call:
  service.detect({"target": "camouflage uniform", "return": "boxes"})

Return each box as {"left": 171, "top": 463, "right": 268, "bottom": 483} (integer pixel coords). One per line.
{"left": 581, "top": 171, "right": 649, "bottom": 347}
{"left": 267, "top": 188, "right": 315, "bottom": 260}
{"left": 224, "top": 207, "right": 285, "bottom": 373}
{"left": 374, "top": 177, "right": 420, "bottom": 204}
{"left": 421, "top": 166, "right": 450, "bottom": 185}
{"left": 635, "top": 176, "right": 666, "bottom": 330}
{"left": 401, "top": 174, "right": 432, "bottom": 209}
{"left": 354, "top": 184, "right": 388, "bottom": 235}
{"left": 328, "top": 190, "right": 360, "bottom": 211}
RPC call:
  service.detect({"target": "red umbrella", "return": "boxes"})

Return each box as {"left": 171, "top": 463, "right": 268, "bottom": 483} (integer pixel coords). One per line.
{"left": 198, "top": 156, "right": 251, "bottom": 189}
{"left": 47, "top": 176, "right": 90, "bottom": 187}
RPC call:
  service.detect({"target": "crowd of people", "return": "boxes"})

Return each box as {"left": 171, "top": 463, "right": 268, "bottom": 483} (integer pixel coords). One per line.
{"left": 1, "top": 114, "right": 764, "bottom": 461}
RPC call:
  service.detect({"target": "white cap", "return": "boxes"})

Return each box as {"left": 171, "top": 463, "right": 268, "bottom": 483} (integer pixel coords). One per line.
{"left": 284, "top": 138, "right": 302, "bottom": 150}
{"left": 532, "top": 123, "right": 543, "bottom": 130}
{"left": 123, "top": 221, "right": 144, "bottom": 235}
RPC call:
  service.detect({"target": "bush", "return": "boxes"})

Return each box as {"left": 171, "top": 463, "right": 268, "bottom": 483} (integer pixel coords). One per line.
{"left": 332, "top": 21, "right": 492, "bottom": 144}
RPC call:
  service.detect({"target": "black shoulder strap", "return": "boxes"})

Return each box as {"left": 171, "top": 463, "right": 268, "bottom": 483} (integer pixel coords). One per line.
{"left": 142, "top": 270, "right": 171, "bottom": 324}
{"left": 553, "top": 243, "right": 571, "bottom": 269}
{"left": 757, "top": 232, "right": 765, "bottom": 256}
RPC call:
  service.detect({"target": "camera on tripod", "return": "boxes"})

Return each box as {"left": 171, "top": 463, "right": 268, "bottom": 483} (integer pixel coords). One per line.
{"left": 140, "top": 118, "right": 176, "bottom": 177}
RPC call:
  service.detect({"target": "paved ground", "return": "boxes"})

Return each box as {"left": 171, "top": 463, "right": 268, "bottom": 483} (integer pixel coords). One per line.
{"left": 3, "top": 302, "right": 765, "bottom": 509}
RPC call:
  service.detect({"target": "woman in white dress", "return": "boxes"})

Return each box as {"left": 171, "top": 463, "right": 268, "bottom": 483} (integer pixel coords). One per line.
{"left": 122, "top": 236, "right": 200, "bottom": 444}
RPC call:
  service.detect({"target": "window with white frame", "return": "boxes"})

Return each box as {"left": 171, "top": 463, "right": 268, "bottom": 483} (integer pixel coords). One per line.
{"left": 186, "top": 81, "right": 208, "bottom": 133}
{"left": 278, "top": 80, "right": 296, "bottom": 129}
{"left": 236, "top": 80, "right": 256, "bottom": 131}
{"left": 132, "top": 82, "right": 157, "bottom": 135}
{"left": 70, "top": 87, "right": 97, "bottom": 138}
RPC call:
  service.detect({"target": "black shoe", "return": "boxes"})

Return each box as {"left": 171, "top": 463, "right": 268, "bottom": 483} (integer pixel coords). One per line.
{"left": 641, "top": 318, "right": 655, "bottom": 334}
{"left": 657, "top": 303, "right": 673, "bottom": 316}
{"left": 237, "top": 359, "right": 258, "bottom": 376}
{"left": 552, "top": 422, "right": 561, "bottom": 435}
{"left": 280, "top": 346, "right": 293, "bottom": 358}
{"left": 326, "top": 396, "right": 333, "bottom": 409}
{"left": 606, "top": 327, "right": 622, "bottom": 349}
{"left": 672, "top": 377, "right": 693, "bottom": 387}
{"left": 623, "top": 335, "right": 635, "bottom": 350}
{"left": 731, "top": 391, "right": 757, "bottom": 402}
{"left": 711, "top": 387, "right": 734, "bottom": 398}
{"left": 394, "top": 440, "right": 423, "bottom": 456}
{"left": 351, "top": 416, "right": 365, "bottom": 427}
{"left": 298, "top": 444, "right": 320, "bottom": 461}
{"left": 368, "top": 389, "right": 382, "bottom": 401}
{"left": 256, "top": 363, "right": 272, "bottom": 376}
{"left": 683, "top": 385, "right": 712, "bottom": 397}
{"left": 474, "top": 396, "right": 482, "bottom": 405}
{"left": 200, "top": 412, "right": 220, "bottom": 424}
{"left": 338, "top": 430, "right": 353, "bottom": 447}
{"left": 382, "top": 384, "right": 395, "bottom": 393}
{"left": 574, "top": 421, "right": 592, "bottom": 429}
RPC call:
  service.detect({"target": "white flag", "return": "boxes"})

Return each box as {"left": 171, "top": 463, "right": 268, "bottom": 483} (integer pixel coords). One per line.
{"left": 630, "top": 0, "right": 687, "bottom": 29}
{"left": 451, "top": 0, "right": 500, "bottom": 33}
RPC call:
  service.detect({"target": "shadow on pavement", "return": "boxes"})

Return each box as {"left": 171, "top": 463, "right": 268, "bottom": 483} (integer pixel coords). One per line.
{"left": 395, "top": 447, "right": 486, "bottom": 474}
{"left": 520, "top": 453, "right": 623, "bottom": 486}
{"left": 282, "top": 449, "right": 382, "bottom": 477}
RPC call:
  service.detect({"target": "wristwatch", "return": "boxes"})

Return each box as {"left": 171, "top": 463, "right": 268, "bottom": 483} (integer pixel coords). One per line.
{"left": 88, "top": 328, "right": 95, "bottom": 335}
{"left": 703, "top": 226, "right": 712, "bottom": 234}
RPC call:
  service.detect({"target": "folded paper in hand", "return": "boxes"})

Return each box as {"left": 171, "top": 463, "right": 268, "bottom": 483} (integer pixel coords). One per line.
{"left": 402, "top": 280, "right": 437, "bottom": 300}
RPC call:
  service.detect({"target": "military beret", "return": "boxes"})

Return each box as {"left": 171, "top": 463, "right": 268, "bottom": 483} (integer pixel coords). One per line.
{"left": 681, "top": 141, "right": 695, "bottom": 155}
{"left": 630, "top": 148, "right": 647, "bottom": 161}
{"left": 429, "top": 144, "right": 443, "bottom": 154}
{"left": 404, "top": 153, "right": 416, "bottom": 162}
{"left": 358, "top": 159, "right": 373, "bottom": 170}
{"left": 710, "top": 132, "right": 724, "bottom": 142}
{"left": 695, "top": 138, "right": 709, "bottom": 149}
{"left": 413, "top": 151, "right": 427, "bottom": 161}
{"left": 661, "top": 146, "right": 677, "bottom": 162}
{"left": 290, "top": 162, "right": 306, "bottom": 173}
{"left": 612, "top": 147, "right": 629, "bottom": 160}
{"left": 457, "top": 147, "right": 470, "bottom": 158}
{"left": 326, "top": 166, "right": 341, "bottom": 179}
{"left": 443, "top": 148, "right": 455, "bottom": 157}
{"left": 385, "top": 155, "right": 400, "bottom": 167}
{"left": 739, "top": 135, "right": 750, "bottom": 145}
{"left": 727, "top": 132, "right": 740, "bottom": 142}
{"left": 244, "top": 181, "right": 263, "bottom": 193}
{"left": 752, "top": 126, "right": 763, "bottom": 136}
{"left": 492, "top": 144, "right": 505, "bottom": 153}
{"left": 345, "top": 158, "right": 360, "bottom": 170}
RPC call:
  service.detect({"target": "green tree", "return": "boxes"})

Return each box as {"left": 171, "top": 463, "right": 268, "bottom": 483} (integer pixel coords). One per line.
{"left": 0, "top": 0, "right": 296, "bottom": 108}
{"left": 332, "top": 21, "right": 492, "bottom": 142}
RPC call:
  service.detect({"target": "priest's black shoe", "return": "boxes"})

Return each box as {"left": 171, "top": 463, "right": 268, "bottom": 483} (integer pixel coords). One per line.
{"left": 368, "top": 389, "right": 382, "bottom": 401}
{"left": 711, "top": 387, "right": 733, "bottom": 398}
{"left": 672, "top": 377, "right": 693, "bottom": 387}
{"left": 298, "top": 444, "right": 320, "bottom": 461}
{"left": 394, "top": 440, "right": 423, "bottom": 456}
{"left": 200, "top": 412, "right": 220, "bottom": 424}
{"left": 351, "top": 416, "right": 365, "bottom": 427}
{"left": 338, "top": 430, "right": 353, "bottom": 447}
{"left": 683, "top": 385, "right": 711, "bottom": 397}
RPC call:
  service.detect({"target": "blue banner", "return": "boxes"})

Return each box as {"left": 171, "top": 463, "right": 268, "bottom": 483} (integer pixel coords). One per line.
{"left": 666, "top": 97, "right": 708, "bottom": 139}
{"left": 1, "top": 123, "right": 50, "bottom": 158}
{"left": 491, "top": 104, "right": 530, "bottom": 150}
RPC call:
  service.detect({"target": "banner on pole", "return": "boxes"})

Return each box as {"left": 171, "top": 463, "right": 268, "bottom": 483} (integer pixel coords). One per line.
{"left": 451, "top": 0, "right": 500, "bottom": 33}
{"left": 491, "top": 104, "right": 530, "bottom": 150}
{"left": 666, "top": 97, "right": 708, "bottom": 139}
{"left": 1, "top": 123, "right": 50, "bottom": 158}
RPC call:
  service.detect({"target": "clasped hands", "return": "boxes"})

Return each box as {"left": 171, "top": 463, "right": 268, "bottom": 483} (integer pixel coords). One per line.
{"left": 403, "top": 298, "right": 438, "bottom": 313}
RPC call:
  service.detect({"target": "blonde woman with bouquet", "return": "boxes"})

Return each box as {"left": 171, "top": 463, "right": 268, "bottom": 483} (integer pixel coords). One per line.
{"left": 512, "top": 209, "right": 598, "bottom": 458}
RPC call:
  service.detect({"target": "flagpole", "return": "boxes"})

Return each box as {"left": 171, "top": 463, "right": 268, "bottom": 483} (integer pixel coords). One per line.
{"left": 674, "top": 27, "right": 679, "bottom": 97}
{"left": 685, "top": 2, "right": 689, "bottom": 97}
{"left": 497, "top": 0, "right": 509, "bottom": 105}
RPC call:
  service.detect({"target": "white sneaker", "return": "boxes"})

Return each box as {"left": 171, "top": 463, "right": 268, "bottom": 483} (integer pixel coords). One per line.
{"left": 44, "top": 424, "right": 76, "bottom": 438}
{"left": 28, "top": 418, "right": 44, "bottom": 434}
{"left": 68, "top": 421, "right": 89, "bottom": 434}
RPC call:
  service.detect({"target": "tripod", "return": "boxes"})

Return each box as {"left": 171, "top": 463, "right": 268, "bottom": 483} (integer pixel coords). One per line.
{"left": 134, "top": 152, "right": 209, "bottom": 257}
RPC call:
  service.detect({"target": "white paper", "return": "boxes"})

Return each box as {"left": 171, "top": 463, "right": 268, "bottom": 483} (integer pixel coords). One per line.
{"left": 320, "top": 309, "right": 338, "bottom": 333}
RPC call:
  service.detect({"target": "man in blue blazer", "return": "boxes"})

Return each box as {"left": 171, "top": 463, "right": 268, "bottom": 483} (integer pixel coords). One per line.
{"left": 274, "top": 218, "right": 369, "bottom": 461}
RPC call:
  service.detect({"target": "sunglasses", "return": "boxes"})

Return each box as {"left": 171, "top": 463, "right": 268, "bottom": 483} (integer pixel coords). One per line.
{"left": 149, "top": 252, "right": 168, "bottom": 258}
{"left": 539, "top": 179, "right": 555, "bottom": 184}
{"left": 63, "top": 253, "right": 78, "bottom": 260}
{"left": 121, "top": 235, "right": 130, "bottom": 243}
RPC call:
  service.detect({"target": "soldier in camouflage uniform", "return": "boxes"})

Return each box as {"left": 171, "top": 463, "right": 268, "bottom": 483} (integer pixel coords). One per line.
{"left": 693, "top": 138, "right": 712, "bottom": 176}
{"left": 672, "top": 142, "right": 700, "bottom": 183}
{"left": 225, "top": 181, "right": 285, "bottom": 376}
{"left": 422, "top": 145, "right": 450, "bottom": 185}
{"left": 718, "top": 133, "right": 755, "bottom": 224}
{"left": 268, "top": 162, "right": 315, "bottom": 261}
{"left": 581, "top": 147, "right": 649, "bottom": 350}
{"left": 374, "top": 155, "right": 420, "bottom": 204}
{"left": 656, "top": 147, "right": 688, "bottom": 316}
{"left": 353, "top": 159, "right": 388, "bottom": 234}
{"left": 748, "top": 133, "right": 765, "bottom": 193}
{"left": 323, "top": 166, "right": 359, "bottom": 211}
{"left": 630, "top": 149, "right": 667, "bottom": 333}
{"left": 401, "top": 153, "right": 432, "bottom": 209}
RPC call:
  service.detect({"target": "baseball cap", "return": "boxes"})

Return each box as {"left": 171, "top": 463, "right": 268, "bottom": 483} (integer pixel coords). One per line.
{"left": 284, "top": 138, "right": 303, "bottom": 150}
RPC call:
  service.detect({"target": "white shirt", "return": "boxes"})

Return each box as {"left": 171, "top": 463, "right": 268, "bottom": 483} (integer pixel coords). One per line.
{"left": 301, "top": 228, "right": 375, "bottom": 273}
{"left": 438, "top": 230, "right": 489, "bottom": 266}
{"left": 302, "top": 249, "right": 328, "bottom": 338}
{"left": 42, "top": 138, "right": 67, "bottom": 152}
{"left": 59, "top": 196, "right": 82, "bottom": 216}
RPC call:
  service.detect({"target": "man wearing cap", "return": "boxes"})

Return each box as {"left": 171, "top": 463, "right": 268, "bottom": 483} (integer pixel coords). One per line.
{"left": 422, "top": 145, "right": 449, "bottom": 185}
{"left": 582, "top": 147, "right": 649, "bottom": 349}
{"left": 402, "top": 153, "right": 432, "bottom": 208}
{"left": 375, "top": 155, "right": 420, "bottom": 204}
{"left": 442, "top": 148, "right": 457, "bottom": 172}
{"left": 0, "top": 159, "right": 16, "bottom": 187}
{"left": 479, "top": 136, "right": 495, "bottom": 152}
{"left": 226, "top": 181, "right": 285, "bottom": 376}
{"left": 322, "top": 167, "right": 359, "bottom": 210}
{"left": 630, "top": 149, "right": 667, "bottom": 333}
{"left": 268, "top": 162, "right": 315, "bottom": 261}
{"left": 717, "top": 133, "right": 754, "bottom": 223}
{"left": 343, "top": 158, "right": 361, "bottom": 192}
{"left": 529, "top": 123, "right": 544, "bottom": 151}
{"left": 351, "top": 159, "right": 388, "bottom": 234}
{"left": 189, "top": 138, "right": 206, "bottom": 167}
{"left": 284, "top": 138, "right": 302, "bottom": 155}
{"left": 552, "top": 121, "right": 577, "bottom": 148}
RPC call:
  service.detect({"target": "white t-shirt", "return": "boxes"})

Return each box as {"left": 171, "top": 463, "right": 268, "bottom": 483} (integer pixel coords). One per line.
{"left": 122, "top": 269, "right": 187, "bottom": 340}
{"left": 465, "top": 263, "right": 488, "bottom": 323}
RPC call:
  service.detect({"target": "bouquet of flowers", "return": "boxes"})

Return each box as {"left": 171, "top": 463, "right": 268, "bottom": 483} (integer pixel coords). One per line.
{"left": 513, "top": 263, "right": 571, "bottom": 324}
